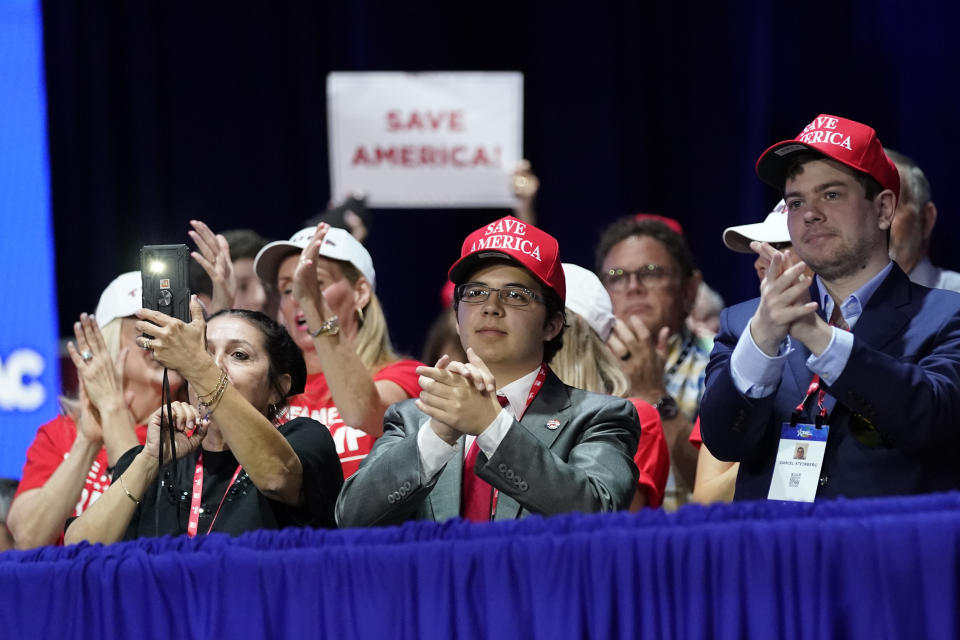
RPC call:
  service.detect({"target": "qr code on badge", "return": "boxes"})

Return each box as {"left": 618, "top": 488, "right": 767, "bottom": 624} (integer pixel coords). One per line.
{"left": 789, "top": 473, "right": 801, "bottom": 488}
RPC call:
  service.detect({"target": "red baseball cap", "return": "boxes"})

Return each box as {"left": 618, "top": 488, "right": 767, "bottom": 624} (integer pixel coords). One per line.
{"left": 448, "top": 215, "right": 565, "bottom": 301}
{"left": 756, "top": 114, "right": 900, "bottom": 200}
{"left": 634, "top": 213, "right": 684, "bottom": 236}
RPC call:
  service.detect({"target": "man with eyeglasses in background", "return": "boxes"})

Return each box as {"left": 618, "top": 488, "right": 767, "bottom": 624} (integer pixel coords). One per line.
{"left": 336, "top": 216, "right": 640, "bottom": 526}
{"left": 595, "top": 218, "right": 709, "bottom": 508}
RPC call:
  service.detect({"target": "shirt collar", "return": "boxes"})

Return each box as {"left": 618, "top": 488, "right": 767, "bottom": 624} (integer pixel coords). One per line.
{"left": 908, "top": 256, "right": 938, "bottom": 288}
{"left": 816, "top": 260, "right": 894, "bottom": 328}
{"left": 497, "top": 365, "right": 543, "bottom": 419}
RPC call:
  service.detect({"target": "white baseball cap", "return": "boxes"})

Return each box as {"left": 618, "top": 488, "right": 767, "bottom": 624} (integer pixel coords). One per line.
{"left": 95, "top": 271, "right": 143, "bottom": 327}
{"left": 722, "top": 200, "right": 790, "bottom": 254}
{"left": 253, "top": 226, "right": 376, "bottom": 291}
{"left": 561, "top": 263, "right": 616, "bottom": 342}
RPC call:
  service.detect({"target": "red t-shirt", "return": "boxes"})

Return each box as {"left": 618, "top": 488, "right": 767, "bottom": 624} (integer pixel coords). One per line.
{"left": 14, "top": 414, "right": 149, "bottom": 542}
{"left": 629, "top": 398, "right": 670, "bottom": 509}
{"left": 284, "top": 359, "right": 422, "bottom": 478}
{"left": 689, "top": 416, "right": 702, "bottom": 448}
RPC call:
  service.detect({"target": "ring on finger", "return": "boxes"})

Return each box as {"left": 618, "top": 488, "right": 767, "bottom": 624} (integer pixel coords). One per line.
{"left": 143, "top": 338, "right": 153, "bottom": 351}
{"left": 80, "top": 350, "right": 93, "bottom": 362}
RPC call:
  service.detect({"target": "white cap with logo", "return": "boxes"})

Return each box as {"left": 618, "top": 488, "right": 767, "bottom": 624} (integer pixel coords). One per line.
{"left": 561, "top": 263, "right": 616, "bottom": 342}
{"left": 253, "top": 226, "right": 376, "bottom": 291}
{"left": 95, "top": 271, "right": 143, "bottom": 327}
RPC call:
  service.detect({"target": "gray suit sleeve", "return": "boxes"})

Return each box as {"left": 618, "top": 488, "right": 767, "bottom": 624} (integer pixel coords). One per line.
{"left": 477, "top": 396, "right": 639, "bottom": 515}
{"left": 335, "top": 402, "right": 438, "bottom": 528}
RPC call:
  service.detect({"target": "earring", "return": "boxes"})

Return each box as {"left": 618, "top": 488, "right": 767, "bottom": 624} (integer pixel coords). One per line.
{"left": 355, "top": 306, "right": 365, "bottom": 324}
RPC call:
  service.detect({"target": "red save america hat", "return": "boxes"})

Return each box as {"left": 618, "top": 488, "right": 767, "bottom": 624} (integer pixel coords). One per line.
{"left": 756, "top": 114, "right": 900, "bottom": 200}
{"left": 448, "top": 215, "right": 565, "bottom": 301}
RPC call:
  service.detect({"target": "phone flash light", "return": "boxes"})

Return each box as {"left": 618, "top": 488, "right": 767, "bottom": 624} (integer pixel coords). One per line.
{"left": 148, "top": 259, "right": 166, "bottom": 274}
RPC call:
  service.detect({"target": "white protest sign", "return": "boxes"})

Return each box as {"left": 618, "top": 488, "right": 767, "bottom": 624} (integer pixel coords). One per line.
{"left": 327, "top": 72, "right": 523, "bottom": 208}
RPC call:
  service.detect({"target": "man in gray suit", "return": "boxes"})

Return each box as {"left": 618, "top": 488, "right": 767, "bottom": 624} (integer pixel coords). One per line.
{"left": 336, "top": 216, "right": 640, "bottom": 526}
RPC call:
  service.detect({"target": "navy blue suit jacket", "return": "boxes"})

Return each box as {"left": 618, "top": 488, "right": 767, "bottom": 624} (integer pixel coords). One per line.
{"left": 700, "top": 265, "right": 960, "bottom": 500}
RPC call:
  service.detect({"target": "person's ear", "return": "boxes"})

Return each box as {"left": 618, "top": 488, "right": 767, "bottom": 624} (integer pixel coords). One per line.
{"left": 353, "top": 278, "right": 372, "bottom": 311}
{"left": 922, "top": 201, "right": 938, "bottom": 239}
{"left": 273, "top": 373, "right": 292, "bottom": 404}
{"left": 876, "top": 189, "right": 897, "bottom": 230}
{"left": 542, "top": 311, "right": 564, "bottom": 342}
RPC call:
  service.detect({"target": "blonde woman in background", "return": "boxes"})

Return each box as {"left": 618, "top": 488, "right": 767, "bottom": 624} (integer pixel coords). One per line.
{"left": 551, "top": 263, "right": 670, "bottom": 509}
{"left": 254, "top": 224, "right": 422, "bottom": 479}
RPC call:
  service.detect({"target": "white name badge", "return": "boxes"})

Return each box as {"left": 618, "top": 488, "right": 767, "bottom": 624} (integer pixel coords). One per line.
{"left": 767, "top": 423, "right": 829, "bottom": 502}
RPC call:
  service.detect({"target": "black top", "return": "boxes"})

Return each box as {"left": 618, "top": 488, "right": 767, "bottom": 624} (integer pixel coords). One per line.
{"left": 113, "top": 417, "right": 343, "bottom": 539}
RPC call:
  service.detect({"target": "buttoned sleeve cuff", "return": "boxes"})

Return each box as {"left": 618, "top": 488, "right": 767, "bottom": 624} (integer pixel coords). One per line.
{"left": 417, "top": 420, "right": 458, "bottom": 482}
{"left": 805, "top": 327, "right": 851, "bottom": 386}
{"left": 475, "top": 408, "right": 514, "bottom": 458}
{"left": 730, "top": 320, "right": 792, "bottom": 398}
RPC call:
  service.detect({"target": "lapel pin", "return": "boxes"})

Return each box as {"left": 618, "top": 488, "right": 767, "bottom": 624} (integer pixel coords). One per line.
{"left": 545, "top": 419, "right": 561, "bottom": 430}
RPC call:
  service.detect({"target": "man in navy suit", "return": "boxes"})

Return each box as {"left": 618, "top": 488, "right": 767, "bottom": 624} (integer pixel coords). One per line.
{"left": 700, "top": 114, "right": 960, "bottom": 501}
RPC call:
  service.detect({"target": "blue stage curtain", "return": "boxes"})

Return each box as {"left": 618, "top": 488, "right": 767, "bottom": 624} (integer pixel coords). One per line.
{"left": 2, "top": 493, "right": 959, "bottom": 639}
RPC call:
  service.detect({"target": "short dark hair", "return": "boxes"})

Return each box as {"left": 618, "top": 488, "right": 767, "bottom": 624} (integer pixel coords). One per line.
{"left": 452, "top": 259, "right": 566, "bottom": 364}
{"left": 784, "top": 152, "right": 884, "bottom": 200}
{"left": 595, "top": 218, "right": 698, "bottom": 279}
{"left": 222, "top": 229, "right": 269, "bottom": 261}
{"left": 207, "top": 309, "right": 307, "bottom": 416}
{"left": 188, "top": 229, "right": 271, "bottom": 298}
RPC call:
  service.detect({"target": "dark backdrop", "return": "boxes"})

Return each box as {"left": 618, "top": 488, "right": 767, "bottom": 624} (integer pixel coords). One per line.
{"left": 42, "top": 0, "right": 960, "bottom": 357}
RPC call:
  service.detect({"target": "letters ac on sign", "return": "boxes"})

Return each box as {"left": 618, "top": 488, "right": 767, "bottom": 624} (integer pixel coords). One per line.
{"left": 0, "top": 348, "right": 46, "bottom": 411}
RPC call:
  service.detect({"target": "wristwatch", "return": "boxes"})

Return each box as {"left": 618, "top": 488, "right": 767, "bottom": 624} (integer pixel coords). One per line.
{"left": 655, "top": 394, "right": 679, "bottom": 420}
{"left": 308, "top": 315, "right": 340, "bottom": 338}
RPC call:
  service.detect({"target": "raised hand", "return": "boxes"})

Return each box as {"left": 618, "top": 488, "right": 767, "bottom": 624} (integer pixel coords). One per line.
{"left": 189, "top": 219, "right": 237, "bottom": 313}
{"left": 748, "top": 242, "right": 818, "bottom": 355}
{"left": 134, "top": 296, "right": 212, "bottom": 380}
{"left": 417, "top": 351, "right": 502, "bottom": 441}
{"left": 607, "top": 316, "right": 670, "bottom": 401}
{"left": 66, "top": 313, "right": 127, "bottom": 417}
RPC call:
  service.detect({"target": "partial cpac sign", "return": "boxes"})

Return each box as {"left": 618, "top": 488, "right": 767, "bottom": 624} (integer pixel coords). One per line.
{"left": 327, "top": 72, "right": 523, "bottom": 208}
{"left": 0, "top": 0, "right": 61, "bottom": 479}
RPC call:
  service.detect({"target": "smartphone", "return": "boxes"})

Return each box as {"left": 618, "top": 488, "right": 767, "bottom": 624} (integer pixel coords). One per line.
{"left": 141, "top": 244, "right": 191, "bottom": 324}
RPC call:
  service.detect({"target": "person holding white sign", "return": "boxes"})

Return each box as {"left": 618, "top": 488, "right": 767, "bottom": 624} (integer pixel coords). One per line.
{"left": 254, "top": 224, "right": 422, "bottom": 479}
{"left": 700, "top": 114, "right": 960, "bottom": 501}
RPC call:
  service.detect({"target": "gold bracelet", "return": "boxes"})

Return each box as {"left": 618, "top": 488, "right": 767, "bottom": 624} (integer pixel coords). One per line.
{"left": 119, "top": 474, "right": 141, "bottom": 505}
{"left": 198, "top": 377, "right": 230, "bottom": 422}
{"left": 196, "top": 369, "right": 228, "bottom": 402}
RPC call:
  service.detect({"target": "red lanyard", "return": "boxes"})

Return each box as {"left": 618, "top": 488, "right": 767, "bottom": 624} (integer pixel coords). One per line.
{"left": 487, "top": 363, "right": 549, "bottom": 519}
{"left": 792, "top": 374, "right": 828, "bottom": 428}
{"left": 186, "top": 452, "right": 242, "bottom": 538}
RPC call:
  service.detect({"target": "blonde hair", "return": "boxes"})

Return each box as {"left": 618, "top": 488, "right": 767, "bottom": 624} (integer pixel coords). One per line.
{"left": 340, "top": 263, "right": 399, "bottom": 371}
{"left": 551, "top": 313, "right": 629, "bottom": 397}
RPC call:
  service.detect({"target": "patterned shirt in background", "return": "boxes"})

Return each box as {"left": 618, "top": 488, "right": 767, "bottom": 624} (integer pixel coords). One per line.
{"left": 661, "top": 328, "right": 713, "bottom": 511}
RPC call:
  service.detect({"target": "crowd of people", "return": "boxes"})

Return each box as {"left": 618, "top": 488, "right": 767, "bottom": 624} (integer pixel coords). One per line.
{"left": 2, "top": 112, "right": 960, "bottom": 550}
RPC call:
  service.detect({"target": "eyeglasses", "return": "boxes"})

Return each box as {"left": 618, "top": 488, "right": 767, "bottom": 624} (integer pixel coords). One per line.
{"left": 456, "top": 283, "right": 544, "bottom": 307}
{"left": 602, "top": 264, "right": 675, "bottom": 291}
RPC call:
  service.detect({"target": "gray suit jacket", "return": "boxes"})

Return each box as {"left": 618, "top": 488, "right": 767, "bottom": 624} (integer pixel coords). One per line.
{"left": 335, "top": 370, "right": 640, "bottom": 527}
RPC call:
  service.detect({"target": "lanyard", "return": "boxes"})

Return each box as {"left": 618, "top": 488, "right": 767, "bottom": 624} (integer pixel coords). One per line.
{"left": 488, "top": 363, "right": 549, "bottom": 519}
{"left": 792, "top": 374, "right": 828, "bottom": 428}
{"left": 186, "top": 452, "right": 242, "bottom": 538}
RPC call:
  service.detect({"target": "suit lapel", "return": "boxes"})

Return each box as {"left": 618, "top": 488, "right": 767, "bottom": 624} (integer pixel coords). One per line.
{"left": 494, "top": 371, "right": 572, "bottom": 521}
{"left": 427, "top": 437, "right": 464, "bottom": 522}
{"left": 848, "top": 266, "right": 913, "bottom": 351}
